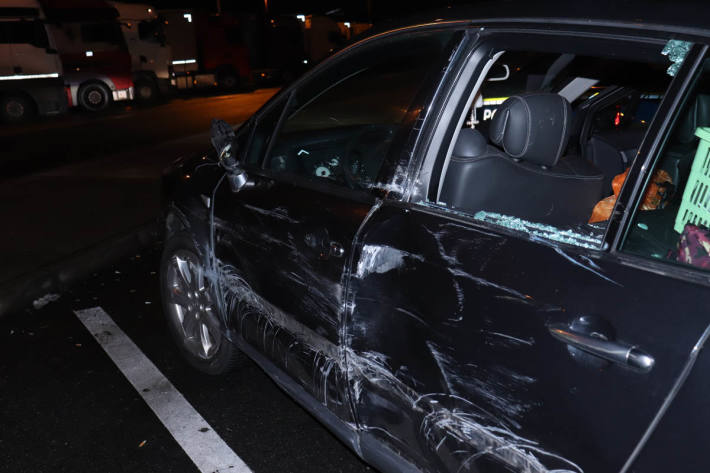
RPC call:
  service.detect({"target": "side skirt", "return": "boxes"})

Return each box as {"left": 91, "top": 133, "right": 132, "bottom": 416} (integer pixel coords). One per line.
{"left": 232, "top": 335, "right": 421, "bottom": 473}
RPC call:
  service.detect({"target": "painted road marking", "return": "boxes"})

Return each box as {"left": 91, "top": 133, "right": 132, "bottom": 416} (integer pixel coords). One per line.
{"left": 75, "top": 306, "right": 251, "bottom": 473}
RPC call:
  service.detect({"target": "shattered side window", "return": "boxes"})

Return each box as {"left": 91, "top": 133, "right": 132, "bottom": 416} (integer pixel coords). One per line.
{"left": 474, "top": 211, "right": 605, "bottom": 249}
{"left": 622, "top": 58, "right": 710, "bottom": 271}
{"left": 431, "top": 37, "right": 688, "bottom": 250}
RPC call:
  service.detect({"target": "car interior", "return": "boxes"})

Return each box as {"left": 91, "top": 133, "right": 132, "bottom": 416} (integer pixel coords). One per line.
{"left": 434, "top": 47, "right": 710, "bottom": 272}
{"left": 436, "top": 47, "right": 674, "bottom": 246}
{"left": 624, "top": 65, "right": 710, "bottom": 265}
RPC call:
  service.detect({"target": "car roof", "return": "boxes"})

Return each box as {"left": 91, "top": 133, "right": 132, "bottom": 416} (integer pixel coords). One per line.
{"left": 359, "top": 1, "right": 710, "bottom": 42}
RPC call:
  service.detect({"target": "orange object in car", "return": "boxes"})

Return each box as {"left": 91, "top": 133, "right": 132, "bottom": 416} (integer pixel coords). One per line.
{"left": 589, "top": 168, "right": 672, "bottom": 223}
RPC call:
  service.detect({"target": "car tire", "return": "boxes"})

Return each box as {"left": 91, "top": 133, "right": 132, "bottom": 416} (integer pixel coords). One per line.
{"left": 134, "top": 78, "right": 158, "bottom": 103}
{"left": 217, "top": 70, "right": 239, "bottom": 90}
{"left": 1, "top": 93, "right": 35, "bottom": 123}
{"left": 160, "top": 232, "right": 239, "bottom": 375}
{"left": 78, "top": 82, "right": 111, "bottom": 112}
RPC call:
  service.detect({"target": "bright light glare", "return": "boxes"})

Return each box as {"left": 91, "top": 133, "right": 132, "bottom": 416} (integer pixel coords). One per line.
{"left": 296, "top": 14, "right": 305, "bottom": 22}
{"left": 85, "top": 50, "right": 93, "bottom": 57}
{"left": 302, "top": 59, "right": 308, "bottom": 64}
{"left": 172, "top": 59, "right": 196, "bottom": 65}
{"left": 0, "top": 73, "right": 59, "bottom": 81}
{"left": 344, "top": 22, "right": 350, "bottom": 28}
{"left": 183, "top": 13, "right": 192, "bottom": 22}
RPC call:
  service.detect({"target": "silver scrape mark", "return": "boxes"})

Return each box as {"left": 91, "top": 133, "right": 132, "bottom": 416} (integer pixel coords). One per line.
{"left": 242, "top": 204, "right": 299, "bottom": 224}
{"left": 395, "top": 307, "right": 429, "bottom": 327}
{"left": 483, "top": 330, "right": 535, "bottom": 347}
{"left": 553, "top": 248, "right": 622, "bottom": 287}
{"left": 356, "top": 244, "right": 423, "bottom": 278}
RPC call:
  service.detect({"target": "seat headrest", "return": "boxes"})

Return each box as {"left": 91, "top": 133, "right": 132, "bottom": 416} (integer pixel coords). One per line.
{"left": 489, "top": 93, "right": 572, "bottom": 167}
{"left": 676, "top": 94, "right": 710, "bottom": 144}
{"left": 453, "top": 128, "right": 488, "bottom": 158}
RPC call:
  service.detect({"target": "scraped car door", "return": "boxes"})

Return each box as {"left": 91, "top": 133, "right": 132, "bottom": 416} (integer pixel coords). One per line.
{"left": 212, "top": 28, "right": 464, "bottom": 420}
{"left": 344, "top": 36, "right": 709, "bottom": 472}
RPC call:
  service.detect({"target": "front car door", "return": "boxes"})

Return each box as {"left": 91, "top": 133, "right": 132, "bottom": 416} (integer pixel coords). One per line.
{"left": 345, "top": 27, "right": 710, "bottom": 472}
{"left": 211, "top": 26, "right": 465, "bottom": 424}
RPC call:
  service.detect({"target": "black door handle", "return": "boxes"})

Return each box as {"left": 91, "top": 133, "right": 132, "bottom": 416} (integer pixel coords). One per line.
{"left": 548, "top": 323, "right": 655, "bottom": 372}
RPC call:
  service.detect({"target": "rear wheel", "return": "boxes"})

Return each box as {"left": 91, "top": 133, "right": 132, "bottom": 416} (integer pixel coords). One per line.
{"left": 160, "top": 233, "right": 239, "bottom": 375}
{"left": 1, "top": 94, "right": 34, "bottom": 123}
{"left": 134, "top": 78, "right": 158, "bottom": 103}
{"left": 78, "top": 82, "right": 111, "bottom": 112}
{"left": 217, "top": 69, "right": 239, "bottom": 90}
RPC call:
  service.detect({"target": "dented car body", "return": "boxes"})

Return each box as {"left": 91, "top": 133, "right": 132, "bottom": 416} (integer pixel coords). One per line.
{"left": 161, "top": 11, "right": 710, "bottom": 473}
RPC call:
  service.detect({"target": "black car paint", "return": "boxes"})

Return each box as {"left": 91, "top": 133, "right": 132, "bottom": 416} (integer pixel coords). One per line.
{"left": 162, "top": 19, "right": 710, "bottom": 473}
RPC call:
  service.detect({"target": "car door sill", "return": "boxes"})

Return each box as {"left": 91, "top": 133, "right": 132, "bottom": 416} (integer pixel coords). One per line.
{"left": 232, "top": 334, "right": 421, "bottom": 473}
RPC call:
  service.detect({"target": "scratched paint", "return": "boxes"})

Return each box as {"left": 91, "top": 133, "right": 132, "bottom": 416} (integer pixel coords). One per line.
{"left": 165, "top": 161, "right": 584, "bottom": 473}
{"left": 356, "top": 244, "right": 423, "bottom": 278}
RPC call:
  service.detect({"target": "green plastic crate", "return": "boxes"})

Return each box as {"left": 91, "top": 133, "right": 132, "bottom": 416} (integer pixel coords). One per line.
{"left": 675, "top": 127, "right": 710, "bottom": 233}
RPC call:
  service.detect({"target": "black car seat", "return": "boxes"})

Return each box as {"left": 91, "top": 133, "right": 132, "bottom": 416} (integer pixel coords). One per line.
{"left": 440, "top": 93, "right": 603, "bottom": 226}
{"left": 585, "top": 128, "right": 645, "bottom": 194}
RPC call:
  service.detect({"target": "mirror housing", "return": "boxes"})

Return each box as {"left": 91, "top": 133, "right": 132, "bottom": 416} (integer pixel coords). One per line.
{"left": 210, "top": 118, "right": 248, "bottom": 193}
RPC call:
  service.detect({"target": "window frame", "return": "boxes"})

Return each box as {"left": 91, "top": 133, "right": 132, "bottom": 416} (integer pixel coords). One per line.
{"left": 407, "top": 26, "right": 703, "bottom": 259}
{"left": 612, "top": 44, "right": 710, "bottom": 287}
{"left": 240, "top": 22, "right": 468, "bottom": 200}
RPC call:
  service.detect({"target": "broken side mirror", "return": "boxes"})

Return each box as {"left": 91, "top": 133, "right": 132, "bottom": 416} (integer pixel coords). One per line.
{"left": 210, "top": 118, "right": 248, "bottom": 193}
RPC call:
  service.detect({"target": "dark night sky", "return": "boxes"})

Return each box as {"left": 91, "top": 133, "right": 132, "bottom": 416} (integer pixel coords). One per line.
{"left": 136, "top": 0, "right": 490, "bottom": 22}
{"left": 125, "top": 0, "right": 698, "bottom": 26}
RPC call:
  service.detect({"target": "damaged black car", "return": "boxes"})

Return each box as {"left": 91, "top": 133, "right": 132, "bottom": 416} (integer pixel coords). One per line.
{"left": 161, "top": 13, "right": 710, "bottom": 473}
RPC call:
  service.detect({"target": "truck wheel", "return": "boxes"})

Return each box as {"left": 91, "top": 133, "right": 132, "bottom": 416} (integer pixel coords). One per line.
{"left": 78, "top": 82, "right": 111, "bottom": 112}
{"left": 217, "top": 70, "right": 239, "bottom": 90}
{"left": 1, "top": 94, "right": 35, "bottom": 123}
{"left": 135, "top": 79, "right": 158, "bottom": 103}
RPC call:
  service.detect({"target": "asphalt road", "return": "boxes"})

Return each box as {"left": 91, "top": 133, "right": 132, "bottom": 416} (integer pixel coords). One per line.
{"left": 0, "top": 89, "right": 278, "bottom": 287}
{"left": 0, "top": 88, "right": 374, "bottom": 472}
{"left": 0, "top": 89, "right": 279, "bottom": 178}
{"left": 0, "top": 244, "right": 373, "bottom": 473}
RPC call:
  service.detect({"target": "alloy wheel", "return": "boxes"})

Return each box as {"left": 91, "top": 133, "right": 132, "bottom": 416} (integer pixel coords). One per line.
{"left": 165, "top": 250, "right": 221, "bottom": 359}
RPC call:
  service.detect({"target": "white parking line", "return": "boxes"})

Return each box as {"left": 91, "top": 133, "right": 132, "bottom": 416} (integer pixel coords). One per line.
{"left": 74, "top": 307, "right": 251, "bottom": 473}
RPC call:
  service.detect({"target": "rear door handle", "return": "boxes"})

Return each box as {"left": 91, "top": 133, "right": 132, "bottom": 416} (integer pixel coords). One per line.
{"left": 548, "top": 323, "right": 655, "bottom": 372}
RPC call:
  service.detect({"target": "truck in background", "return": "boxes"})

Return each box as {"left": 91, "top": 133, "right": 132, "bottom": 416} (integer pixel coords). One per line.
{"left": 161, "top": 9, "right": 250, "bottom": 91}
{"left": 301, "top": 14, "right": 372, "bottom": 65}
{"left": 110, "top": 1, "right": 171, "bottom": 103}
{"left": 41, "top": 0, "right": 133, "bottom": 112}
{"left": 0, "top": 1, "right": 67, "bottom": 122}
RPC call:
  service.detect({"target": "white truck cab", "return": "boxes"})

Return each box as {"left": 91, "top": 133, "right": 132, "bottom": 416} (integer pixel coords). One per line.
{"left": 110, "top": 1, "right": 172, "bottom": 102}
{"left": 0, "top": 1, "right": 67, "bottom": 122}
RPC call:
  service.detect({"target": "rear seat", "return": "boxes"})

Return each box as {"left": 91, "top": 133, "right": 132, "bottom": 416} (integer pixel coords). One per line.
{"left": 585, "top": 129, "right": 644, "bottom": 194}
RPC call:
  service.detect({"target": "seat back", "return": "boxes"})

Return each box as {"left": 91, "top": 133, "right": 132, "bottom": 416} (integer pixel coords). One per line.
{"left": 440, "top": 93, "right": 603, "bottom": 226}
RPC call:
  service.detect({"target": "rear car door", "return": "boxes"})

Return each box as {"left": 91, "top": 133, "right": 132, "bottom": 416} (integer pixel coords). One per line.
{"left": 345, "top": 34, "right": 710, "bottom": 472}
{"left": 212, "top": 28, "right": 464, "bottom": 420}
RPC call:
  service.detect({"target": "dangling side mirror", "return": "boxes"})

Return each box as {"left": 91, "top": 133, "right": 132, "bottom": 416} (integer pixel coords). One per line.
{"left": 210, "top": 118, "right": 248, "bottom": 193}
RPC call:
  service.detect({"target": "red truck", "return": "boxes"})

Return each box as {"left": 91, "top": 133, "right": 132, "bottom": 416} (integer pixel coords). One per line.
{"left": 41, "top": 0, "right": 133, "bottom": 111}
{"left": 161, "top": 9, "right": 250, "bottom": 90}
